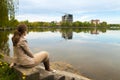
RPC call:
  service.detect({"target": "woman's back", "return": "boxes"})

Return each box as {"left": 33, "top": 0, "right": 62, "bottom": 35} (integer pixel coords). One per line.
{"left": 13, "top": 37, "right": 35, "bottom": 66}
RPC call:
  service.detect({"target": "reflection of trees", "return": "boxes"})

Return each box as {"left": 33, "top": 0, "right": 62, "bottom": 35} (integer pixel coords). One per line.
{"left": 73, "top": 28, "right": 106, "bottom": 34}
{"left": 28, "top": 27, "right": 107, "bottom": 34}
{"left": 90, "top": 28, "right": 107, "bottom": 34}
{"left": 0, "top": 31, "right": 10, "bottom": 55}
{"left": 28, "top": 28, "right": 56, "bottom": 32}
{"left": 98, "top": 28, "right": 107, "bottom": 33}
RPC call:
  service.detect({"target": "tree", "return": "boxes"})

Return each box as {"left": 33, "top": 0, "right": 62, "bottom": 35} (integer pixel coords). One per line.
{"left": 73, "top": 21, "right": 83, "bottom": 27}
{"left": 0, "top": 0, "right": 18, "bottom": 27}
{"left": 50, "top": 21, "right": 57, "bottom": 27}
{"left": 43, "top": 22, "right": 50, "bottom": 27}
{"left": 61, "top": 21, "right": 72, "bottom": 27}
{"left": 0, "top": 0, "right": 8, "bottom": 27}
{"left": 9, "top": 19, "right": 19, "bottom": 27}
{"left": 83, "top": 21, "right": 91, "bottom": 27}
{"left": 100, "top": 22, "right": 107, "bottom": 27}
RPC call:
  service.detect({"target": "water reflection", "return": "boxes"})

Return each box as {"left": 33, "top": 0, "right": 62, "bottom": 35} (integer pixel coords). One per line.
{"left": 0, "top": 27, "right": 120, "bottom": 80}
{"left": 90, "top": 28, "right": 99, "bottom": 34}
{"left": 28, "top": 27, "right": 107, "bottom": 33}
{"left": 0, "top": 31, "right": 10, "bottom": 55}
{"left": 59, "top": 28, "right": 107, "bottom": 40}
{"left": 61, "top": 30, "right": 73, "bottom": 40}
{"left": 0, "top": 27, "right": 115, "bottom": 55}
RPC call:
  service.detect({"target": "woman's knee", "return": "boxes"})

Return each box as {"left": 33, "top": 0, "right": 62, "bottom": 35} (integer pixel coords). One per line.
{"left": 41, "top": 51, "right": 49, "bottom": 60}
{"left": 34, "top": 51, "right": 49, "bottom": 64}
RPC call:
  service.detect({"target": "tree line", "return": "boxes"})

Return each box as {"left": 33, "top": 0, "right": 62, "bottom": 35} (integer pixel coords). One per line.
{"left": 1, "top": 20, "right": 109, "bottom": 28}
{"left": 1, "top": 18, "right": 120, "bottom": 28}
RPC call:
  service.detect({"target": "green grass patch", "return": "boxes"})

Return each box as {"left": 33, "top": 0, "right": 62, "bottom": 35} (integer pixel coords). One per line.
{"left": 0, "top": 61, "right": 19, "bottom": 80}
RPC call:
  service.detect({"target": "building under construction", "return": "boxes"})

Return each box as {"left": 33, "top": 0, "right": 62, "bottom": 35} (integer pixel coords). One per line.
{"left": 62, "top": 14, "right": 73, "bottom": 22}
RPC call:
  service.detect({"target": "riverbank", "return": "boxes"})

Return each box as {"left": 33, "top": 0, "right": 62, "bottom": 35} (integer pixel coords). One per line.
{"left": 51, "top": 61, "right": 81, "bottom": 75}
{"left": 50, "top": 61, "right": 91, "bottom": 80}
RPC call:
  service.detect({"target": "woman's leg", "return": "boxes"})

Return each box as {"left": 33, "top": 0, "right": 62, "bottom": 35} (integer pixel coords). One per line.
{"left": 33, "top": 51, "right": 51, "bottom": 71}
{"left": 43, "top": 58, "right": 51, "bottom": 71}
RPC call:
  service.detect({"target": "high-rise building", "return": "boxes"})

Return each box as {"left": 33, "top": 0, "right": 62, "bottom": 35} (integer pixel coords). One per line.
{"left": 62, "top": 14, "right": 73, "bottom": 22}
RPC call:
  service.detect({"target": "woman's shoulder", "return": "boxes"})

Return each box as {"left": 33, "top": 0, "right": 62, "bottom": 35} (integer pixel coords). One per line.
{"left": 20, "top": 37, "right": 27, "bottom": 42}
{"left": 18, "top": 37, "right": 27, "bottom": 45}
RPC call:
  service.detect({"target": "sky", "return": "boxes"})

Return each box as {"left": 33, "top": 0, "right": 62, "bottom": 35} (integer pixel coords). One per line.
{"left": 15, "top": 0, "right": 120, "bottom": 24}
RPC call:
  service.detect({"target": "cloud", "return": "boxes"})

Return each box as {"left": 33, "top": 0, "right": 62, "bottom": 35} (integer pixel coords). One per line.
{"left": 16, "top": 0, "right": 120, "bottom": 23}
{"left": 19, "top": 0, "right": 120, "bottom": 13}
{"left": 16, "top": 14, "right": 61, "bottom": 22}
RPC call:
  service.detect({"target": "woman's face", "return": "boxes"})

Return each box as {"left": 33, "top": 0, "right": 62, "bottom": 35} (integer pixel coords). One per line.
{"left": 24, "top": 31, "right": 27, "bottom": 36}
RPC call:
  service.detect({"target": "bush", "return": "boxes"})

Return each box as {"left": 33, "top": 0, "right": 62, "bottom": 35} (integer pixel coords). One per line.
{"left": 0, "top": 61, "right": 18, "bottom": 80}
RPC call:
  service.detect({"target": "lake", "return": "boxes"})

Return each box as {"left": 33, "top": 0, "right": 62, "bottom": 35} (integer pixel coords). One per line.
{"left": 0, "top": 27, "right": 120, "bottom": 80}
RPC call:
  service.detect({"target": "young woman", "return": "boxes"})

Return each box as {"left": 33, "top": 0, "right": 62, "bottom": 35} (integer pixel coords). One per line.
{"left": 10, "top": 24, "right": 52, "bottom": 71}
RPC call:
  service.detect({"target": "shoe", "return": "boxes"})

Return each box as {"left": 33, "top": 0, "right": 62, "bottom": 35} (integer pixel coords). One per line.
{"left": 52, "top": 70, "right": 56, "bottom": 73}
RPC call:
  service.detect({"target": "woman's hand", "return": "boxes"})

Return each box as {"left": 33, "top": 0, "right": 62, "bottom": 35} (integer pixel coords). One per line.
{"left": 9, "top": 62, "right": 14, "bottom": 68}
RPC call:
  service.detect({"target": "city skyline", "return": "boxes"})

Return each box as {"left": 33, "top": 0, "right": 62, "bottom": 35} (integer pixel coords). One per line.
{"left": 16, "top": 0, "right": 120, "bottom": 24}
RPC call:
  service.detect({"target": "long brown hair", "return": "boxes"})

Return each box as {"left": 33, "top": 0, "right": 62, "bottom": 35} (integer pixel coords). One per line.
{"left": 12, "top": 24, "right": 27, "bottom": 46}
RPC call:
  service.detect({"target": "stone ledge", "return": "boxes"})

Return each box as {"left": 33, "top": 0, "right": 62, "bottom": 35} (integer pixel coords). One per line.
{"left": 0, "top": 53, "right": 91, "bottom": 80}
{"left": 13, "top": 65, "right": 91, "bottom": 80}
{"left": 13, "top": 65, "right": 40, "bottom": 80}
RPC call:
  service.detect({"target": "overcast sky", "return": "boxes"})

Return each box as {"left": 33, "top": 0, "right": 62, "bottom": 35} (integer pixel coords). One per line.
{"left": 16, "top": 0, "right": 120, "bottom": 24}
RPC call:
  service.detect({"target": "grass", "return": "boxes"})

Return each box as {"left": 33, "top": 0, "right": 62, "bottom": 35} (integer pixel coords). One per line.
{"left": 0, "top": 53, "right": 19, "bottom": 80}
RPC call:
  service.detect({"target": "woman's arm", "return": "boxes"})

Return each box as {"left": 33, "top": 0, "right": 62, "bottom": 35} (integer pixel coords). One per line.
{"left": 20, "top": 40, "right": 34, "bottom": 58}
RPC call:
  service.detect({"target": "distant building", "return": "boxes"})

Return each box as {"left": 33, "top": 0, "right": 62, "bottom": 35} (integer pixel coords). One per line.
{"left": 62, "top": 14, "right": 73, "bottom": 22}
{"left": 91, "top": 19, "right": 100, "bottom": 26}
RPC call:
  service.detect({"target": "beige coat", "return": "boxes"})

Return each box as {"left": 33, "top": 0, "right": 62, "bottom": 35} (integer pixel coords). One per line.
{"left": 13, "top": 37, "right": 35, "bottom": 66}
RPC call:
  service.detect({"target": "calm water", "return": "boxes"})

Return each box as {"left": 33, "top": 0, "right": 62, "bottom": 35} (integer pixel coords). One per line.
{"left": 0, "top": 28, "right": 120, "bottom": 80}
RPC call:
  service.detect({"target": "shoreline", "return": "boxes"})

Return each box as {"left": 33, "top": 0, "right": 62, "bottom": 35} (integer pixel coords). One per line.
{"left": 0, "top": 53, "right": 91, "bottom": 80}
{"left": 50, "top": 61, "right": 91, "bottom": 79}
